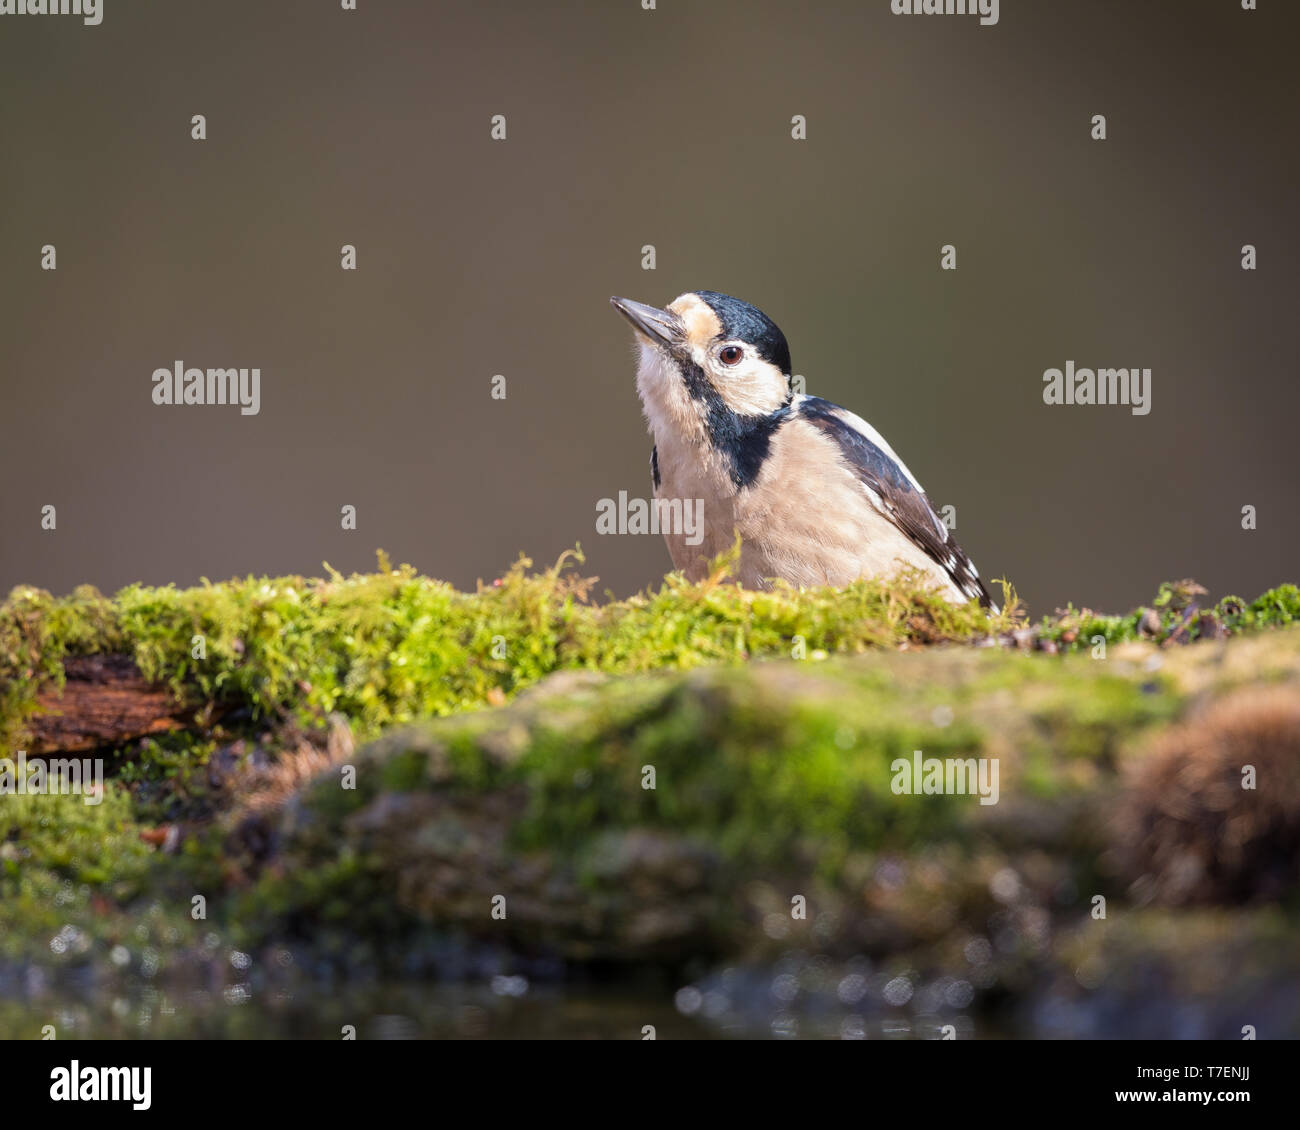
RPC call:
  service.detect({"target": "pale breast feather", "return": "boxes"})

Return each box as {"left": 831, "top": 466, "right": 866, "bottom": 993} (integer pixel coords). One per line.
{"left": 795, "top": 395, "right": 994, "bottom": 609}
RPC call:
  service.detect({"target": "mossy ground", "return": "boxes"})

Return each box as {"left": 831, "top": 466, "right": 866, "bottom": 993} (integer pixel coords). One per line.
{"left": 1, "top": 552, "right": 1297, "bottom": 1037}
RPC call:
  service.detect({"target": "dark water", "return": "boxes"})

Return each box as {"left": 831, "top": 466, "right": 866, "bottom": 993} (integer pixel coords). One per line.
{"left": 9, "top": 942, "right": 1275, "bottom": 1039}
{"left": 2, "top": 957, "right": 1003, "bottom": 1040}
{"left": 4, "top": 981, "right": 718, "bottom": 1041}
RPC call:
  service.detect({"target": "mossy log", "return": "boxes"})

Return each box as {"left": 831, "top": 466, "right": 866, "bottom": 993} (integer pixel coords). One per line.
{"left": 4, "top": 557, "right": 1293, "bottom": 757}
{"left": 27, "top": 654, "right": 191, "bottom": 753}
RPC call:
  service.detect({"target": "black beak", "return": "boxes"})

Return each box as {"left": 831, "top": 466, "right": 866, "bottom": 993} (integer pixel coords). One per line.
{"left": 610, "top": 296, "right": 683, "bottom": 348}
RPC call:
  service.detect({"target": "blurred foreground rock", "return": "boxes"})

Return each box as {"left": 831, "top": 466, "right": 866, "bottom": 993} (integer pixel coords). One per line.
{"left": 217, "top": 627, "right": 1300, "bottom": 1037}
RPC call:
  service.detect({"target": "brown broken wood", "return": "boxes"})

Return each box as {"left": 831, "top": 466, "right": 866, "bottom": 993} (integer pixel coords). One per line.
{"left": 25, "top": 654, "right": 191, "bottom": 754}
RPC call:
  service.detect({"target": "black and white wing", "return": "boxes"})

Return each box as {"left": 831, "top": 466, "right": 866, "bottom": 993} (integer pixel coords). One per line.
{"left": 796, "top": 396, "right": 994, "bottom": 609}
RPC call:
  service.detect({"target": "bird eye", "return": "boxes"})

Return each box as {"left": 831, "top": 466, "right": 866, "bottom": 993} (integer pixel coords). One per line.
{"left": 718, "top": 345, "right": 744, "bottom": 366}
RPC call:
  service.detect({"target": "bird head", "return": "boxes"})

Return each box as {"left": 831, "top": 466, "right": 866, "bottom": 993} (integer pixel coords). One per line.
{"left": 610, "top": 291, "right": 793, "bottom": 439}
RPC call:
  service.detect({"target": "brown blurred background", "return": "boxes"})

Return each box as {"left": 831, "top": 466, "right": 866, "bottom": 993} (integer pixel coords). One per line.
{"left": 1, "top": 0, "right": 1296, "bottom": 614}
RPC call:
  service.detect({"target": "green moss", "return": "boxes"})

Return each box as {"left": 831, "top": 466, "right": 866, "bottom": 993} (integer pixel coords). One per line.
{"left": 114, "top": 733, "right": 220, "bottom": 822}
{"left": 1039, "top": 581, "right": 1300, "bottom": 648}
{"left": 5, "top": 551, "right": 1298, "bottom": 758}
{"left": 0, "top": 783, "right": 155, "bottom": 957}
{"left": 502, "top": 651, "right": 1182, "bottom": 870}
{"left": 223, "top": 627, "right": 1295, "bottom": 960}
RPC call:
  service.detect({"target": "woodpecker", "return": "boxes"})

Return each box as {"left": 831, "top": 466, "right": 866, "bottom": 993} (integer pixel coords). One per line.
{"left": 610, "top": 290, "right": 994, "bottom": 608}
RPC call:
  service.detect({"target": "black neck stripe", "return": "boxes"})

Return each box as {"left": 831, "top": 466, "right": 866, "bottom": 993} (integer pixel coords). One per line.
{"left": 681, "top": 358, "right": 791, "bottom": 489}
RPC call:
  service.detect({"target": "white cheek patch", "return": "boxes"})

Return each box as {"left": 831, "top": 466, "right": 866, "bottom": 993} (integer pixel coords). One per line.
{"left": 709, "top": 355, "right": 789, "bottom": 416}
